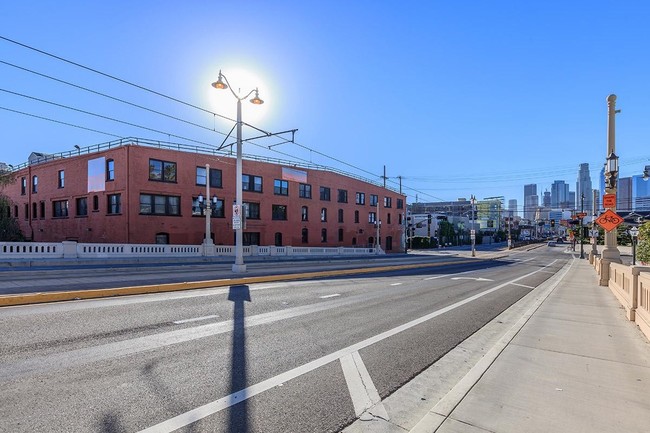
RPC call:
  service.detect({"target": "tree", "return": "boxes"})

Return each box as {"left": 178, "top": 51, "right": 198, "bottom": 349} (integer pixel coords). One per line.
{"left": 0, "top": 170, "right": 23, "bottom": 241}
{"left": 0, "top": 195, "right": 24, "bottom": 241}
{"left": 637, "top": 222, "right": 650, "bottom": 265}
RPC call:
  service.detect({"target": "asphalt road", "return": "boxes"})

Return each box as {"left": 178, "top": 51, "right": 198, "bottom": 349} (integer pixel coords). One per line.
{"left": 0, "top": 247, "right": 569, "bottom": 432}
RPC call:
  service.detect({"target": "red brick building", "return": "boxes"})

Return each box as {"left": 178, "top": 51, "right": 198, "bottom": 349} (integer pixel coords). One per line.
{"left": 1, "top": 139, "right": 406, "bottom": 252}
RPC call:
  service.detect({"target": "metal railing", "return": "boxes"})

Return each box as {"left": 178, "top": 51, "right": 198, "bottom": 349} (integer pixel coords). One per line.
{"left": 7, "top": 137, "right": 402, "bottom": 193}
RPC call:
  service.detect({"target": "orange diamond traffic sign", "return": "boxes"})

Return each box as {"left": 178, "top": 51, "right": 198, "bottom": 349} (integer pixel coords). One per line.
{"left": 595, "top": 209, "right": 623, "bottom": 232}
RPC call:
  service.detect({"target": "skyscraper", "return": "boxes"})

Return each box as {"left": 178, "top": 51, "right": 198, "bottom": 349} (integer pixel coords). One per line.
{"left": 543, "top": 190, "right": 551, "bottom": 207}
{"left": 618, "top": 177, "right": 633, "bottom": 212}
{"left": 576, "top": 163, "right": 593, "bottom": 213}
{"left": 551, "top": 180, "right": 570, "bottom": 209}
{"left": 632, "top": 165, "right": 650, "bottom": 211}
{"left": 508, "top": 199, "right": 517, "bottom": 218}
{"left": 523, "top": 184, "right": 538, "bottom": 221}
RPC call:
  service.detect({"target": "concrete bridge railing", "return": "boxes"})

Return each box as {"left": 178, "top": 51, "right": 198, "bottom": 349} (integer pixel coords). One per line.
{"left": 0, "top": 241, "right": 379, "bottom": 260}
{"left": 598, "top": 258, "right": 650, "bottom": 341}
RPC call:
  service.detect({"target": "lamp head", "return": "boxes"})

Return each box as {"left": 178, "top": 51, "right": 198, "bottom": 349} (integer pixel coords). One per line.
{"left": 197, "top": 193, "right": 204, "bottom": 204}
{"left": 606, "top": 152, "right": 619, "bottom": 174}
{"left": 249, "top": 88, "right": 264, "bottom": 105}
{"left": 211, "top": 71, "right": 228, "bottom": 90}
{"left": 211, "top": 195, "right": 218, "bottom": 205}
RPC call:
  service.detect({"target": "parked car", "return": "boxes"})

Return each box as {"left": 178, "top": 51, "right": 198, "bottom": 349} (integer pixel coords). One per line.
{"left": 547, "top": 241, "right": 557, "bottom": 247}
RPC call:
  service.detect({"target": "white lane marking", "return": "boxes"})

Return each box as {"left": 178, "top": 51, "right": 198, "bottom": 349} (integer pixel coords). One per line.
{"left": 450, "top": 277, "right": 493, "bottom": 282}
{"left": 390, "top": 283, "right": 403, "bottom": 286}
{"left": 511, "top": 282, "right": 535, "bottom": 289}
{"left": 340, "top": 351, "right": 389, "bottom": 420}
{"left": 319, "top": 293, "right": 341, "bottom": 299}
{"left": 172, "top": 315, "right": 219, "bottom": 325}
{"left": 424, "top": 275, "right": 450, "bottom": 281}
{"left": 137, "top": 259, "right": 560, "bottom": 433}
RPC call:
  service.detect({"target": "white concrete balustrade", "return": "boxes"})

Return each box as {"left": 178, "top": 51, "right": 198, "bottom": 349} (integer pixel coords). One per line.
{"left": 0, "top": 241, "right": 378, "bottom": 260}
{"left": 595, "top": 255, "right": 650, "bottom": 341}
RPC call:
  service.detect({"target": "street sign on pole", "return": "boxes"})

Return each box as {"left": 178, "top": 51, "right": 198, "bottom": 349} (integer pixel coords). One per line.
{"left": 603, "top": 194, "right": 616, "bottom": 208}
{"left": 232, "top": 204, "right": 242, "bottom": 230}
{"left": 595, "top": 209, "right": 622, "bottom": 232}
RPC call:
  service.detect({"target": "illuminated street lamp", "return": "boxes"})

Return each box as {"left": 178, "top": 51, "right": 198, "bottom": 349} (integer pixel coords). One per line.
{"left": 212, "top": 70, "right": 264, "bottom": 273}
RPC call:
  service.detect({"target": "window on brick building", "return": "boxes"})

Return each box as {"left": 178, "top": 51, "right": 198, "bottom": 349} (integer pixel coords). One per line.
{"left": 76, "top": 197, "right": 88, "bottom": 216}
{"left": 274, "top": 179, "right": 289, "bottom": 196}
{"left": 53, "top": 200, "right": 69, "bottom": 218}
{"left": 299, "top": 183, "right": 312, "bottom": 199}
{"left": 149, "top": 159, "right": 176, "bottom": 182}
{"left": 106, "top": 159, "right": 115, "bottom": 181}
{"left": 108, "top": 194, "right": 121, "bottom": 214}
{"left": 58, "top": 170, "right": 65, "bottom": 188}
{"left": 242, "top": 174, "right": 263, "bottom": 192}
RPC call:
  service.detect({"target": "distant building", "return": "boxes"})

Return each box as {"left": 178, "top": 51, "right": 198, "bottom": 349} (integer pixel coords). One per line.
{"left": 508, "top": 199, "right": 517, "bottom": 218}
{"left": 632, "top": 166, "right": 650, "bottom": 211}
{"left": 543, "top": 190, "right": 551, "bottom": 207}
{"left": 409, "top": 198, "right": 472, "bottom": 217}
{"left": 523, "top": 184, "right": 538, "bottom": 221}
{"left": 618, "top": 177, "right": 633, "bottom": 212}
{"left": 576, "top": 163, "right": 593, "bottom": 212}
{"left": 551, "top": 180, "right": 573, "bottom": 209}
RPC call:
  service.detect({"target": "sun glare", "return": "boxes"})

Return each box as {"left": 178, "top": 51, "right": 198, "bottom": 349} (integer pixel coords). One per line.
{"left": 207, "top": 67, "right": 271, "bottom": 127}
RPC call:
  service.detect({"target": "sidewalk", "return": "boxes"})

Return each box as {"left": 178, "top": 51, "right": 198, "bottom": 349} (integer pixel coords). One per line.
{"left": 345, "top": 256, "right": 650, "bottom": 433}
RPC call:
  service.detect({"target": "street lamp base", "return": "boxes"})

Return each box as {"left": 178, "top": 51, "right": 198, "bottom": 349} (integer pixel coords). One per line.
{"left": 232, "top": 263, "right": 247, "bottom": 273}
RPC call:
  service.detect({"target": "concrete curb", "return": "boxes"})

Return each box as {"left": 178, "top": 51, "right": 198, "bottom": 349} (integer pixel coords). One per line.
{"left": 0, "top": 259, "right": 478, "bottom": 307}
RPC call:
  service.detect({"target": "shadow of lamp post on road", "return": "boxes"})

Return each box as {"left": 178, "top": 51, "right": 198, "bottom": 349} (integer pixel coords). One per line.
{"left": 228, "top": 284, "right": 251, "bottom": 432}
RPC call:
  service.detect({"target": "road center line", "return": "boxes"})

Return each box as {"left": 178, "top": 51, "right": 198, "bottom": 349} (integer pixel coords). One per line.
{"left": 137, "top": 259, "right": 560, "bottom": 433}
{"left": 319, "top": 293, "right": 341, "bottom": 299}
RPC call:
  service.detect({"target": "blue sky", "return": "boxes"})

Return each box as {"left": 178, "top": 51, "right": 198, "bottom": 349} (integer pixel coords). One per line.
{"left": 1, "top": 1, "right": 649, "bottom": 211}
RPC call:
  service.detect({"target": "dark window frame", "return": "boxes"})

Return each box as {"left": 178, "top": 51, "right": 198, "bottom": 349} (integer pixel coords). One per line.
{"left": 149, "top": 159, "right": 177, "bottom": 183}
{"left": 320, "top": 186, "right": 331, "bottom": 201}
{"left": 299, "top": 183, "right": 312, "bottom": 199}
{"left": 52, "top": 200, "right": 69, "bottom": 218}
{"left": 242, "top": 174, "right": 263, "bottom": 193}
{"left": 337, "top": 189, "right": 348, "bottom": 203}
{"left": 107, "top": 194, "right": 122, "bottom": 215}
{"left": 76, "top": 197, "right": 88, "bottom": 217}
{"left": 272, "top": 204, "right": 288, "bottom": 220}
{"left": 140, "top": 194, "right": 181, "bottom": 216}
{"left": 106, "top": 159, "right": 115, "bottom": 181}
{"left": 274, "top": 179, "right": 289, "bottom": 196}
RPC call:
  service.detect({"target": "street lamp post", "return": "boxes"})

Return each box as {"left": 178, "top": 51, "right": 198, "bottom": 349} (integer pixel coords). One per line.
{"left": 590, "top": 188, "right": 598, "bottom": 262}
{"left": 212, "top": 71, "right": 264, "bottom": 273}
{"left": 197, "top": 164, "right": 218, "bottom": 257}
{"left": 375, "top": 202, "right": 381, "bottom": 254}
{"left": 579, "top": 192, "right": 585, "bottom": 259}
{"left": 471, "top": 195, "right": 476, "bottom": 257}
{"left": 600, "top": 94, "right": 623, "bottom": 284}
{"left": 629, "top": 226, "right": 639, "bottom": 265}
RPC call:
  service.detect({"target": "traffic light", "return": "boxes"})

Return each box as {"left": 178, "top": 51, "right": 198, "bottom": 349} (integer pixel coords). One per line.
{"left": 550, "top": 219, "right": 555, "bottom": 227}
{"left": 427, "top": 214, "right": 432, "bottom": 225}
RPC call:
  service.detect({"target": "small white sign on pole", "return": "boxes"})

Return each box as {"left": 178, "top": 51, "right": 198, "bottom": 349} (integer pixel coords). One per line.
{"left": 232, "top": 205, "right": 242, "bottom": 230}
